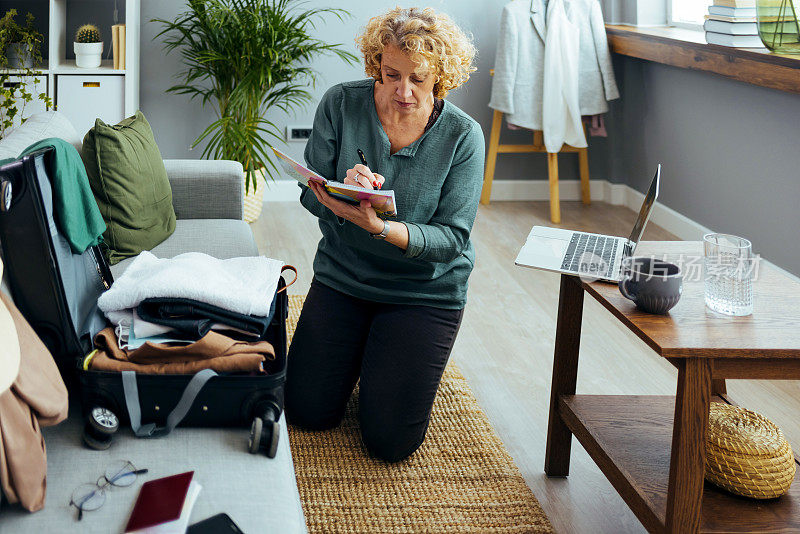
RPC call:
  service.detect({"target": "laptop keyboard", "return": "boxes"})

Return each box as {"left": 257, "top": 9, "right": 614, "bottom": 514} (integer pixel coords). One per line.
{"left": 560, "top": 232, "right": 619, "bottom": 279}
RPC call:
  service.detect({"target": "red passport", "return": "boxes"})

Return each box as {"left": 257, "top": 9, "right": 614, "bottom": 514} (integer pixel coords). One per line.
{"left": 125, "top": 471, "right": 194, "bottom": 532}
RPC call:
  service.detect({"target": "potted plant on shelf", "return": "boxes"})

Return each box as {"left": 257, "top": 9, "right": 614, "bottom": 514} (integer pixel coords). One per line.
{"left": 1, "top": 10, "right": 40, "bottom": 69}
{"left": 74, "top": 24, "right": 103, "bottom": 68}
{"left": 0, "top": 9, "right": 52, "bottom": 138}
{"left": 153, "top": 0, "right": 358, "bottom": 222}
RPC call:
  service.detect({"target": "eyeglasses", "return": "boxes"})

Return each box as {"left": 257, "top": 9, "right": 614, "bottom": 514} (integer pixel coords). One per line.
{"left": 70, "top": 460, "right": 148, "bottom": 520}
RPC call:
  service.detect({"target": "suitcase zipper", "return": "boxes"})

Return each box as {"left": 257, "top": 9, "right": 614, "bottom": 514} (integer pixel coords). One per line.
{"left": 89, "top": 247, "right": 111, "bottom": 290}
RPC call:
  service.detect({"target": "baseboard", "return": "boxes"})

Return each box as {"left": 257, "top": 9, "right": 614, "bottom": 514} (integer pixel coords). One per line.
{"left": 263, "top": 179, "right": 301, "bottom": 202}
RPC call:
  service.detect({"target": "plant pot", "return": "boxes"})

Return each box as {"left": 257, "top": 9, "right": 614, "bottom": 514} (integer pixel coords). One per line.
{"left": 243, "top": 168, "right": 266, "bottom": 223}
{"left": 6, "top": 43, "right": 33, "bottom": 69}
{"left": 74, "top": 42, "right": 103, "bottom": 68}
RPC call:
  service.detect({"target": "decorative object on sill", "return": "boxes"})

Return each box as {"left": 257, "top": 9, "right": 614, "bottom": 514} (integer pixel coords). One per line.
{"left": 285, "top": 294, "right": 555, "bottom": 534}
{"left": 0, "top": 9, "right": 52, "bottom": 138}
{"left": 756, "top": 0, "right": 800, "bottom": 53}
{"left": 243, "top": 168, "right": 265, "bottom": 223}
{"left": 705, "top": 1, "right": 765, "bottom": 47}
{"left": 74, "top": 24, "right": 103, "bottom": 68}
{"left": 152, "top": 0, "right": 359, "bottom": 213}
{"left": 705, "top": 402, "right": 796, "bottom": 499}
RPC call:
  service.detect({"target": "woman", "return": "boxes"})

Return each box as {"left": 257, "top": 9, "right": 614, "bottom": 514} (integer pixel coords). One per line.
{"left": 285, "top": 7, "right": 483, "bottom": 463}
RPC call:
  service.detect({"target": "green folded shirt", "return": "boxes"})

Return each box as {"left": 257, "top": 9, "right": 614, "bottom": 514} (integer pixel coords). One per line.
{"left": 3, "top": 138, "right": 107, "bottom": 254}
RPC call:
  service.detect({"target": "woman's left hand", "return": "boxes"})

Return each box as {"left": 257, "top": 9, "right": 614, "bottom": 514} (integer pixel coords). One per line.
{"left": 308, "top": 181, "right": 385, "bottom": 234}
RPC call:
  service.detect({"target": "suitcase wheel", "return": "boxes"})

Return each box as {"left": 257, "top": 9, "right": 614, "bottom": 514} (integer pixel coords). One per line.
{"left": 248, "top": 416, "right": 280, "bottom": 459}
{"left": 0, "top": 179, "right": 11, "bottom": 212}
{"left": 83, "top": 407, "right": 120, "bottom": 450}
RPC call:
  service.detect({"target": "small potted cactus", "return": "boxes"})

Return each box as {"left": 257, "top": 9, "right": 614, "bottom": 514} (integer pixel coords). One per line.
{"left": 74, "top": 24, "right": 103, "bottom": 68}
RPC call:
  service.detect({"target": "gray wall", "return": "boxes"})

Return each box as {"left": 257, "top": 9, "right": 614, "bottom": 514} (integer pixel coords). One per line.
{"left": 606, "top": 56, "right": 800, "bottom": 275}
{"left": 140, "top": 0, "right": 598, "bottom": 182}
{"left": 600, "top": 0, "right": 667, "bottom": 26}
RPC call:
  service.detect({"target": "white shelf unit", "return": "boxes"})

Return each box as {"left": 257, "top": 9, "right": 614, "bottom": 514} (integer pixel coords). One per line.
{"left": 2, "top": 0, "right": 139, "bottom": 136}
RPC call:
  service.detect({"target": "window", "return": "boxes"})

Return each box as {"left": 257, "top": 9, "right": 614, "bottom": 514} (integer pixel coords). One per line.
{"left": 668, "top": 0, "right": 713, "bottom": 29}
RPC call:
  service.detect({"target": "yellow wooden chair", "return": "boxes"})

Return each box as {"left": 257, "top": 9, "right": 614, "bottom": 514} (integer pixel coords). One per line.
{"left": 480, "top": 72, "right": 591, "bottom": 223}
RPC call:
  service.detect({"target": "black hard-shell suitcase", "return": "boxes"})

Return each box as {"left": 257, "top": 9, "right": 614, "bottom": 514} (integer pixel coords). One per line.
{"left": 0, "top": 148, "right": 287, "bottom": 457}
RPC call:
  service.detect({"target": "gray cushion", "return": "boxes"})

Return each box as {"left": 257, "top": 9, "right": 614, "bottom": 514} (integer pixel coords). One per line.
{"left": 0, "top": 112, "right": 82, "bottom": 160}
{"left": 0, "top": 409, "right": 307, "bottom": 533}
{"left": 110, "top": 219, "right": 259, "bottom": 279}
{"left": 163, "top": 160, "right": 245, "bottom": 220}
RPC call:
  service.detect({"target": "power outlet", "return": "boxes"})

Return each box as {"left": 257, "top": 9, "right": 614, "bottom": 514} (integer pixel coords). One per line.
{"left": 287, "top": 125, "right": 313, "bottom": 142}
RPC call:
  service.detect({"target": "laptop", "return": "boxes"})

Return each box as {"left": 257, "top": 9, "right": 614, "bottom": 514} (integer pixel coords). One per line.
{"left": 515, "top": 164, "right": 661, "bottom": 282}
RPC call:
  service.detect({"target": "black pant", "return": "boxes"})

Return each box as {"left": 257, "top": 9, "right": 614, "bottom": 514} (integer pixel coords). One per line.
{"left": 285, "top": 279, "right": 464, "bottom": 463}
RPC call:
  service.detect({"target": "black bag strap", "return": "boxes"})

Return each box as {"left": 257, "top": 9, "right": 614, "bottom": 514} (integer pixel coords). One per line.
{"left": 121, "top": 369, "right": 217, "bottom": 438}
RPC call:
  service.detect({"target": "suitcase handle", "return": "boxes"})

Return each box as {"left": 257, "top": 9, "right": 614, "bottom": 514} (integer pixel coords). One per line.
{"left": 121, "top": 369, "right": 217, "bottom": 438}
{"left": 278, "top": 265, "right": 297, "bottom": 293}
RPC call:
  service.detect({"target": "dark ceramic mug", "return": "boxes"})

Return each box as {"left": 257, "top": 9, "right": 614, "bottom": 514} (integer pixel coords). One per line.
{"left": 618, "top": 257, "right": 683, "bottom": 314}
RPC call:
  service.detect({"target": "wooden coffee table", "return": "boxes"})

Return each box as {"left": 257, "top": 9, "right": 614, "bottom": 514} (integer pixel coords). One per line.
{"left": 544, "top": 241, "right": 800, "bottom": 533}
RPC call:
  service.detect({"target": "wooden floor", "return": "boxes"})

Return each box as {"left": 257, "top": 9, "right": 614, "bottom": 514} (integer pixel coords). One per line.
{"left": 251, "top": 199, "right": 800, "bottom": 534}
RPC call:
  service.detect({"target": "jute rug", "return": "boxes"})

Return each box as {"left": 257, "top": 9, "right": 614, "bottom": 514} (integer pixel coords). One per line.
{"left": 286, "top": 295, "right": 554, "bottom": 533}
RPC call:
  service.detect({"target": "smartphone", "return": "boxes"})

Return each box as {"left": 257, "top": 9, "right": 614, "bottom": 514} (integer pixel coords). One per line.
{"left": 187, "top": 513, "right": 244, "bottom": 534}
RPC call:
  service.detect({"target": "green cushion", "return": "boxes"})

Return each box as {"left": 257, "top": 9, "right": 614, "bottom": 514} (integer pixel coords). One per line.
{"left": 82, "top": 111, "right": 176, "bottom": 265}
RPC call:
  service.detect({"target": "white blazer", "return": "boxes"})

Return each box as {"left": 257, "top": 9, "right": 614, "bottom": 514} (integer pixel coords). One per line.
{"left": 489, "top": 0, "right": 620, "bottom": 143}
{"left": 542, "top": 0, "right": 584, "bottom": 152}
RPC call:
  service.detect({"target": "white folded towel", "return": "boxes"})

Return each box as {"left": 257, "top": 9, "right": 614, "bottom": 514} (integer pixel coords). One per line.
{"left": 98, "top": 251, "right": 284, "bottom": 317}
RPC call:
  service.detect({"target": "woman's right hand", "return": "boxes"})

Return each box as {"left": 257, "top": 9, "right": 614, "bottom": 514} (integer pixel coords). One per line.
{"left": 344, "top": 164, "right": 385, "bottom": 190}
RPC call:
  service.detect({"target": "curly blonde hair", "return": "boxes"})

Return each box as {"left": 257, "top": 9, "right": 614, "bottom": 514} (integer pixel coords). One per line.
{"left": 356, "top": 7, "right": 477, "bottom": 99}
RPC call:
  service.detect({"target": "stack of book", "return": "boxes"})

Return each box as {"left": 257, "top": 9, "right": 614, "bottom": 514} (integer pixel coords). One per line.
{"left": 704, "top": 0, "right": 765, "bottom": 48}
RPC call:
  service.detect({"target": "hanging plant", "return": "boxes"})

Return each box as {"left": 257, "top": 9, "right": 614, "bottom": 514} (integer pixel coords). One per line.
{"left": 0, "top": 9, "right": 53, "bottom": 138}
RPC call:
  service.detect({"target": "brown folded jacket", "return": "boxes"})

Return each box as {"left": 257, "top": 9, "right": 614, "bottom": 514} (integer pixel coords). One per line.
{"left": 89, "top": 327, "right": 275, "bottom": 374}
{"left": 0, "top": 293, "right": 68, "bottom": 512}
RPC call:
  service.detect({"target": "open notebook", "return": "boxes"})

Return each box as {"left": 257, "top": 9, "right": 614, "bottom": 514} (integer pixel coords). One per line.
{"left": 272, "top": 147, "right": 397, "bottom": 216}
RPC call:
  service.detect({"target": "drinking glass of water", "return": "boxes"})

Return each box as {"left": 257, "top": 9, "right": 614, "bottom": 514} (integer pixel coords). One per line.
{"left": 703, "top": 233, "right": 754, "bottom": 316}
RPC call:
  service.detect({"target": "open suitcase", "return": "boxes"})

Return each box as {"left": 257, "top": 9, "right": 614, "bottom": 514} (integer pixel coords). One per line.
{"left": 0, "top": 147, "right": 287, "bottom": 458}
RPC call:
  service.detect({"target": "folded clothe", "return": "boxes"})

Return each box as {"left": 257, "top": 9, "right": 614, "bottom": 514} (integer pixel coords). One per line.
{"left": 115, "top": 322, "right": 195, "bottom": 351}
{"left": 133, "top": 309, "right": 174, "bottom": 338}
{"left": 90, "top": 327, "right": 274, "bottom": 375}
{"left": 136, "top": 297, "right": 274, "bottom": 340}
{"left": 104, "top": 308, "right": 177, "bottom": 339}
{"left": 97, "top": 251, "right": 283, "bottom": 317}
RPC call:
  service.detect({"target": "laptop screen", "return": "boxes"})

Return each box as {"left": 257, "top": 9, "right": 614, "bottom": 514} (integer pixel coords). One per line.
{"left": 627, "top": 165, "right": 661, "bottom": 247}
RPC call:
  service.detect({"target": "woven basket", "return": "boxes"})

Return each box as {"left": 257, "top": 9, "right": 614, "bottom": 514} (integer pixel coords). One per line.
{"left": 705, "top": 402, "right": 796, "bottom": 499}
{"left": 243, "top": 169, "right": 265, "bottom": 223}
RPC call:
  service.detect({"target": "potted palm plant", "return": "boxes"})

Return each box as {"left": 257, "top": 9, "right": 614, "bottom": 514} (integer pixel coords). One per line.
{"left": 153, "top": 0, "right": 358, "bottom": 222}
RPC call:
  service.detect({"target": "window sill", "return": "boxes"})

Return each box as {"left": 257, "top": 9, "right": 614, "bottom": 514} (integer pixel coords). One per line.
{"left": 605, "top": 24, "right": 800, "bottom": 94}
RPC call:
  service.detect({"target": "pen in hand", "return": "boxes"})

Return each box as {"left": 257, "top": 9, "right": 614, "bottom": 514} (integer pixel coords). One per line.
{"left": 356, "top": 148, "right": 381, "bottom": 189}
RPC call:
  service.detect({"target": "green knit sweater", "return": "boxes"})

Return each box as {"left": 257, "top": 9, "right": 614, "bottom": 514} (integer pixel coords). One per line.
{"left": 298, "top": 79, "right": 485, "bottom": 309}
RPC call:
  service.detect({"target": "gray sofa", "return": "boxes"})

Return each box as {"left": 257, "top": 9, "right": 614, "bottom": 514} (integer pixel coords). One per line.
{"left": 0, "top": 112, "right": 306, "bottom": 533}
